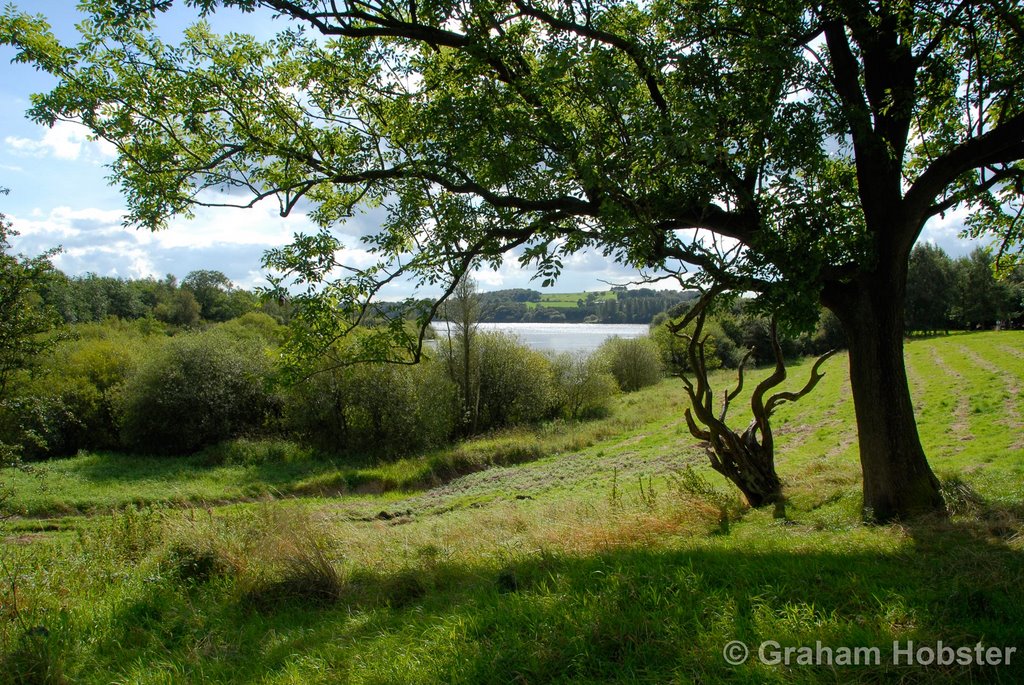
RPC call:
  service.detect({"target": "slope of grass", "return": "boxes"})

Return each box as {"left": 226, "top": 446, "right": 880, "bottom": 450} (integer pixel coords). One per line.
{"left": 2, "top": 384, "right": 693, "bottom": 518}
{"left": 2, "top": 331, "right": 1023, "bottom": 684}
{"left": 523, "top": 290, "right": 618, "bottom": 309}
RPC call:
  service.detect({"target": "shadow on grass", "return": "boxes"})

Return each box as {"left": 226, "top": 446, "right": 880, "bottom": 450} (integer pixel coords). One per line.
{"left": 46, "top": 450, "right": 349, "bottom": 490}
{"left": 47, "top": 435, "right": 565, "bottom": 511}
{"left": 28, "top": 522, "right": 1024, "bottom": 685}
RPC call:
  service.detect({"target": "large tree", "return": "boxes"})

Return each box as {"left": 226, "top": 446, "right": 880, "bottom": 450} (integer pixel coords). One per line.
{"left": 0, "top": 192, "right": 63, "bottom": 402}
{"left": 3, "top": 0, "right": 1023, "bottom": 519}
{"left": 905, "top": 242, "right": 954, "bottom": 334}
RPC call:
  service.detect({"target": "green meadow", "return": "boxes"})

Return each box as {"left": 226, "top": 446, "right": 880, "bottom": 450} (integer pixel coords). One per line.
{"left": 2, "top": 331, "right": 1023, "bottom": 684}
{"left": 523, "top": 291, "right": 619, "bottom": 309}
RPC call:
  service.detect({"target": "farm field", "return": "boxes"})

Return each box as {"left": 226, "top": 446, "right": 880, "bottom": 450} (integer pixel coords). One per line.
{"left": 523, "top": 291, "right": 619, "bottom": 309}
{"left": 2, "top": 331, "right": 1023, "bottom": 684}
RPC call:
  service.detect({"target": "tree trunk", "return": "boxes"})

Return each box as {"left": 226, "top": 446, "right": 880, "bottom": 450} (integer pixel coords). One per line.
{"left": 825, "top": 276, "right": 946, "bottom": 521}
{"left": 708, "top": 433, "right": 783, "bottom": 508}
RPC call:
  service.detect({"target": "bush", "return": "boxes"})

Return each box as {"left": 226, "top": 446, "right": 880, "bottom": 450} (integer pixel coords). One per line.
{"left": 549, "top": 351, "right": 617, "bottom": 420}
{"left": 217, "top": 312, "right": 286, "bottom": 346}
{"left": 284, "top": 357, "right": 457, "bottom": 459}
{"left": 597, "top": 336, "right": 663, "bottom": 392}
{"left": 118, "top": 330, "right": 275, "bottom": 454}
{"left": 0, "top": 330, "right": 151, "bottom": 458}
{"left": 436, "top": 331, "right": 556, "bottom": 433}
{"left": 807, "top": 309, "right": 847, "bottom": 355}
{"left": 650, "top": 313, "right": 741, "bottom": 372}
{"left": 199, "top": 437, "right": 312, "bottom": 466}
{"left": 473, "top": 332, "right": 556, "bottom": 429}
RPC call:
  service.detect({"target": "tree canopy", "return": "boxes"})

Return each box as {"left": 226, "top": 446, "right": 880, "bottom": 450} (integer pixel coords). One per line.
{"left": 3, "top": 0, "right": 1023, "bottom": 519}
{"left": 0, "top": 192, "right": 63, "bottom": 401}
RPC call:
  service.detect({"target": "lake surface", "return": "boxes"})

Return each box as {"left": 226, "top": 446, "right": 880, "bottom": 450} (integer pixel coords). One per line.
{"left": 433, "top": 322, "right": 651, "bottom": 353}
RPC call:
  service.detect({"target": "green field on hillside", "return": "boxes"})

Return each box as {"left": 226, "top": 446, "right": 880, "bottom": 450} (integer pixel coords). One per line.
{"left": 522, "top": 290, "right": 619, "bottom": 309}
{"left": 2, "top": 331, "right": 1022, "bottom": 684}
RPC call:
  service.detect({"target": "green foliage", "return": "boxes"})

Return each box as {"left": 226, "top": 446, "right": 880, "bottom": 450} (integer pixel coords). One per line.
{"left": 37, "top": 269, "right": 273, "bottom": 328}
{"left": 1, "top": 332, "right": 1023, "bottom": 684}
{"left": 216, "top": 311, "right": 286, "bottom": 346}
{"left": 474, "top": 332, "right": 556, "bottom": 430}
{"left": 806, "top": 309, "right": 846, "bottom": 355}
{"left": 951, "top": 248, "right": 1019, "bottom": 330}
{"left": 652, "top": 303, "right": 845, "bottom": 373}
{"left": 0, "top": 627, "right": 66, "bottom": 685}
{"left": 12, "top": 331, "right": 152, "bottom": 457}
{"left": 436, "top": 330, "right": 557, "bottom": 433}
{"left": 549, "top": 351, "right": 617, "bottom": 420}
{"left": 198, "top": 437, "right": 312, "bottom": 467}
{"left": 0, "top": 202, "right": 64, "bottom": 401}
{"left": 478, "top": 288, "right": 693, "bottom": 324}
{"left": 118, "top": 330, "right": 275, "bottom": 454}
{"left": 181, "top": 269, "right": 254, "bottom": 322}
{"left": 5, "top": 0, "right": 1024, "bottom": 517}
{"left": 6, "top": 321, "right": 166, "bottom": 462}
{"left": 152, "top": 288, "right": 201, "bottom": 328}
{"left": 670, "top": 465, "right": 746, "bottom": 532}
{"left": 0, "top": 199, "right": 66, "bottom": 501}
{"left": 284, "top": 356, "right": 457, "bottom": 459}
{"left": 905, "top": 244, "right": 1024, "bottom": 333}
{"left": 597, "top": 336, "right": 663, "bottom": 392}
{"left": 906, "top": 243, "right": 955, "bottom": 334}
{"left": 651, "top": 311, "right": 740, "bottom": 373}
{"left": 241, "top": 528, "right": 344, "bottom": 611}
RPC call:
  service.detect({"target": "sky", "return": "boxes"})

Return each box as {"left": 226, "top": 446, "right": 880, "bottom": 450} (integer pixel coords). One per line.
{"left": 0, "top": 2, "right": 988, "bottom": 297}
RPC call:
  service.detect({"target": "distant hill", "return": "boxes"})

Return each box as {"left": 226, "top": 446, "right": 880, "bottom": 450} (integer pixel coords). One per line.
{"left": 477, "top": 288, "right": 699, "bottom": 324}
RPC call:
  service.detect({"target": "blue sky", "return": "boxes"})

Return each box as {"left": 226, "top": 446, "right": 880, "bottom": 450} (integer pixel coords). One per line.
{"left": 1, "top": 2, "right": 986, "bottom": 296}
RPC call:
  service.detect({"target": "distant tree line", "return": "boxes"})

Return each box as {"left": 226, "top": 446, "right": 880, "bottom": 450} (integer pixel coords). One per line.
{"left": 906, "top": 246, "right": 1023, "bottom": 334}
{"left": 476, "top": 288, "right": 698, "bottom": 324}
{"left": 36, "top": 269, "right": 290, "bottom": 327}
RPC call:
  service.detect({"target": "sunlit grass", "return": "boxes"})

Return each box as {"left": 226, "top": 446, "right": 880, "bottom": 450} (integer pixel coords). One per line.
{"left": 2, "top": 331, "right": 1023, "bottom": 684}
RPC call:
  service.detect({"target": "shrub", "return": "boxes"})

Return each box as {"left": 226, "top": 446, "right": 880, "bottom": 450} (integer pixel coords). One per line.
{"left": 473, "top": 332, "right": 555, "bottom": 429}
{"left": 1, "top": 629, "right": 66, "bottom": 685}
{"left": 597, "top": 336, "right": 663, "bottom": 392}
{"left": 234, "top": 510, "right": 345, "bottom": 611}
{"left": 549, "top": 351, "right": 617, "bottom": 420}
{"left": 284, "top": 357, "right": 457, "bottom": 459}
{"left": 807, "top": 308, "right": 847, "bottom": 355}
{"left": 0, "top": 331, "right": 151, "bottom": 457}
{"left": 650, "top": 314, "right": 740, "bottom": 372}
{"left": 217, "top": 312, "right": 286, "bottom": 346}
{"left": 0, "top": 394, "right": 79, "bottom": 461}
{"left": 165, "top": 542, "right": 228, "bottom": 585}
{"left": 118, "top": 330, "right": 275, "bottom": 454}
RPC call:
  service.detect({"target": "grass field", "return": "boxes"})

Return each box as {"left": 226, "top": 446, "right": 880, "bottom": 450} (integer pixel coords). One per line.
{"left": 1, "top": 331, "right": 1022, "bottom": 684}
{"left": 524, "top": 291, "right": 619, "bottom": 309}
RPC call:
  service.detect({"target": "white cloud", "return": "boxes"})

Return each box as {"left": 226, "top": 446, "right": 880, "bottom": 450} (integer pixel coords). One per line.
{"left": 3, "top": 199, "right": 390, "bottom": 290}
{"left": 917, "top": 206, "right": 990, "bottom": 257}
{"left": 5, "top": 121, "right": 116, "bottom": 161}
{"left": 11, "top": 206, "right": 126, "bottom": 239}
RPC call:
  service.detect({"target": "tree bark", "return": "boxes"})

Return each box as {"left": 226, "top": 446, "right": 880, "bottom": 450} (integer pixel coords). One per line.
{"left": 824, "top": 273, "right": 946, "bottom": 522}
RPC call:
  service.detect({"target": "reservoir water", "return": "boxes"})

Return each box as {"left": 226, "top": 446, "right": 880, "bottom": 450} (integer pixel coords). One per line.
{"left": 433, "top": 322, "right": 651, "bottom": 353}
